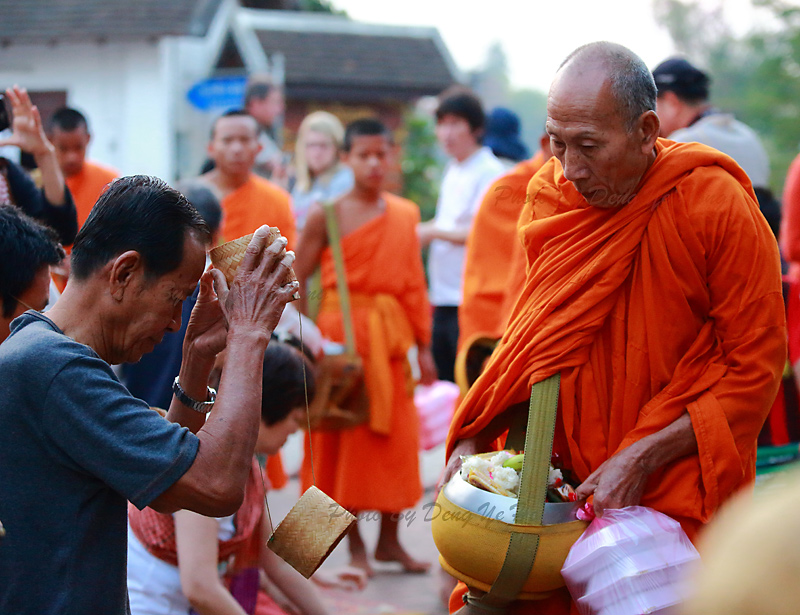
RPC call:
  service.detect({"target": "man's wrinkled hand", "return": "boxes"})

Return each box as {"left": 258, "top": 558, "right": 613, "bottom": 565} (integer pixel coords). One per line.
{"left": 575, "top": 443, "right": 650, "bottom": 517}
{"left": 213, "top": 226, "right": 299, "bottom": 340}
{"left": 184, "top": 269, "right": 227, "bottom": 362}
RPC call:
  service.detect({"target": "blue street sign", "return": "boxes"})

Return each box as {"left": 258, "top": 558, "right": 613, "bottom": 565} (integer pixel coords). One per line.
{"left": 186, "top": 76, "right": 248, "bottom": 111}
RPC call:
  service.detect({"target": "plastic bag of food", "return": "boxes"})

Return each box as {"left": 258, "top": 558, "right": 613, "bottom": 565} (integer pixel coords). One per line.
{"left": 561, "top": 506, "right": 700, "bottom": 615}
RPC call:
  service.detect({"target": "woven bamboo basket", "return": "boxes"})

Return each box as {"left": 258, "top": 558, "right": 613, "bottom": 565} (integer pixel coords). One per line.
{"left": 268, "top": 486, "right": 356, "bottom": 578}
{"left": 209, "top": 230, "right": 299, "bottom": 300}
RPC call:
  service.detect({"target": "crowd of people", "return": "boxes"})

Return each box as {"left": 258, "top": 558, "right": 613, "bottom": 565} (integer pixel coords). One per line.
{"left": 0, "top": 38, "right": 797, "bottom": 615}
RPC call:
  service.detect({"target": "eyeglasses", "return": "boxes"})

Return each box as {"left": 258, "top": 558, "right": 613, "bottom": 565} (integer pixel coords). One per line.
{"left": 11, "top": 296, "right": 44, "bottom": 313}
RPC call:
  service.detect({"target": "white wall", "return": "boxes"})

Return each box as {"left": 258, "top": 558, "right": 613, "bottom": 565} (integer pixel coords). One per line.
{"left": 0, "top": 41, "right": 176, "bottom": 180}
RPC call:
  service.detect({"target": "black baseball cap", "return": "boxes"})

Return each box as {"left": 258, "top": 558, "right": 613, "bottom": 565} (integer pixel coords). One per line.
{"left": 652, "top": 57, "right": 710, "bottom": 100}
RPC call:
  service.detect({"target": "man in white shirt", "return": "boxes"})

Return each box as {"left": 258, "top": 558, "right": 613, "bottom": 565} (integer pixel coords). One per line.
{"left": 418, "top": 91, "right": 504, "bottom": 382}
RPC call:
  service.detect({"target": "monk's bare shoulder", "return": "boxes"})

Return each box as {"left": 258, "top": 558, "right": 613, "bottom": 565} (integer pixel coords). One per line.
{"left": 383, "top": 192, "right": 421, "bottom": 223}
{"left": 302, "top": 201, "right": 329, "bottom": 243}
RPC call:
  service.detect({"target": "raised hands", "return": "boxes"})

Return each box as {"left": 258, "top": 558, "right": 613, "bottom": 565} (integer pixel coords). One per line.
{"left": 0, "top": 86, "right": 53, "bottom": 156}
{"left": 0, "top": 85, "right": 67, "bottom": 208}
{"left": 208, "top": 225, "right": 299, "bottom": 342}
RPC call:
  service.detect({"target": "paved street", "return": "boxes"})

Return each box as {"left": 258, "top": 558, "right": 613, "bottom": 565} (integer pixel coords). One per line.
{"left": 269, "top": 434, "right": 453, "bottom": 615}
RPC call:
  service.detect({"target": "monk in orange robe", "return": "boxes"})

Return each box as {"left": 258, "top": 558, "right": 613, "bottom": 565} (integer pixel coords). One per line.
{"left": 201, "top": 110, "right": 295, "bottom": 247}
{"left": 65, "top": 162, "right": 118, "bottom": 229}
{"left": 201, "top": 110, "right": 295, "bottom": 482}
{"left": 48, "top": 107, "right": 118, "bottom": 230}
{"left": 459, "top": 136, "right": 552, "bottom": 349}
{"left": 443, "top": 42, "right": 786, "bottom": 615}
{"left": 294, "top": 118, "right": 437, "bottom": 576}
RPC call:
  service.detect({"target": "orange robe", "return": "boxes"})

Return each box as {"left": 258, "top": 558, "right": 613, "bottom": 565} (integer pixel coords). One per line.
{"left": 220, "top": 175, "right": 296, "bottom": 248}
{"left": 459, "top": 152, "right": 547, "bottom": 348}
{"left": 65, "top": 161, "right": 118, "bottom": 230}
{"left": 446, "top": 140, "right": 786, "bottom": 613}
{"left": 300, "top": 193, "right": 431, "bottom": 512}
{"left": 780, "top": 151, "right": 800, "bottom": 281}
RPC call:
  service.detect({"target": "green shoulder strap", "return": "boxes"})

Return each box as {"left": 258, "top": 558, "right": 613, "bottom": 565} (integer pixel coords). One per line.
{"left": 322, "top": 201, "right": 357, "bottom": 356}
{"left": 465, "top": 373, "right": 561, "bottom": 612}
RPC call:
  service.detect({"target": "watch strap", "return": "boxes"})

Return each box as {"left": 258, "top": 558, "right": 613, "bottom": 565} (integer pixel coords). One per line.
{"left": 172, "top": 376, "right": 216, "bottom": 414}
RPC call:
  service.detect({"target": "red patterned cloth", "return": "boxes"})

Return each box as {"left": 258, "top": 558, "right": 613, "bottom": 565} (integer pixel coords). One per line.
{"left": 128, "top": 458, "right": 265, "bottom": 567}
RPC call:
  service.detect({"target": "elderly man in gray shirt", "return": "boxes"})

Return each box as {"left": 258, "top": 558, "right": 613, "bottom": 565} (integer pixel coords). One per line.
{"left": 0, "top": 175, "right": 298, "bottom": 615}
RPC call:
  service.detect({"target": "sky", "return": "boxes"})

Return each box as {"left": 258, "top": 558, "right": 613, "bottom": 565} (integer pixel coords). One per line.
{"left": 332, "top": 0, "right": 778, "bottom": 93}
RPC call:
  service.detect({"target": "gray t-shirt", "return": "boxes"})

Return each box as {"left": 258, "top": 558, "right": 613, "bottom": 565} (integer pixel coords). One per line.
{"left": 0, "top": 312, "right": 200, "bottom": 615}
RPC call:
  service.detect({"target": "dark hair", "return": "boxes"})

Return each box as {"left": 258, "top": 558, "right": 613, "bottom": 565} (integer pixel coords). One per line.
{"left": 210, "top": 108, "right": 257, "bottom": 139}
{"left": 0, "top": 205, "right": 64, "bottom": 317}
{"left": 70, "top": 175, "right": 210, "bottom": 280}
{"left": 343, "top": 117, "right": 392, "bottom": 152}
{"left": 260, "top": 341, "right": 316, "bottom": 426}
{"left": 174, "top": 181, "right": 222, "bottom": 235}
{"left": 49, "top": 107, "right": 88, "bottom": 133}
{"left": 244, "top": 82, "right": 278, "bottom": 108}
{"left": 436, "top": 92, "right": 486, "bottom": 133}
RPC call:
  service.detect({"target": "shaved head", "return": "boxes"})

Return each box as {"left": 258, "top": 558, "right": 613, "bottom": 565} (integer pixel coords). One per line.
{"left": 557, "top": 42, "right": 656, "bottom": 131}
{"left": 545, "top": 42, "right": 661, "bottom": 208}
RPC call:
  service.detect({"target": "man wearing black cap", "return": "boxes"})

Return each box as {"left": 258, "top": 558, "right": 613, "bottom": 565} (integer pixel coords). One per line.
{"left": 653, "top": 57, "right": 780, "bottom": 237}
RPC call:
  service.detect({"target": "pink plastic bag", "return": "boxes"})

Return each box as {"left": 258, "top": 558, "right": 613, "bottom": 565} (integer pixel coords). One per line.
{"left": 561, "top": 506, "right": 700, "bottom": 615}
{"left": 415, "top": 381, "right": 460, "bottom": 450}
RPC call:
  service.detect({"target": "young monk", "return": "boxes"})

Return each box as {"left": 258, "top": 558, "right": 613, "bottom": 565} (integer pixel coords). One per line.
{"left": 201, "top": 109, "right": 296, "bottom": 247}
{"left": 48, "top": 107, "right": 119, "bottom": 231}
{"left": 293, "top": 118, "right": 437, "bottom": 576}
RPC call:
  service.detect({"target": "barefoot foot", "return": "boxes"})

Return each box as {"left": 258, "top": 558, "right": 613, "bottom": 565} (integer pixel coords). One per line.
{"left": 374, "top": 543, "right": 431, "bottom": 574}
{"left": 348, "top": 552, "right": 375, "bottom": 578}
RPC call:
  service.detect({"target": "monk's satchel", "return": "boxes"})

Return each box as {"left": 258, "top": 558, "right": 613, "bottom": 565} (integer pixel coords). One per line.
{"left": 433, "top": 374, "right": 588, "bottom": 613}
{"left": 306, "top": 202, "right": 369, "bottom": 431}
{"left": 307, "top": 351, "right": 368, "bottom": 431}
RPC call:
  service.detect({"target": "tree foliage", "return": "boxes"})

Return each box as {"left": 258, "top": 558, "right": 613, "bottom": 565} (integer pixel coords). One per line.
{"left": 469, "top": 43, "right": 548, "bottom": 157}
{"left": 401, "top": 111, "right": 442, "bottom": 221}
{"left": 654, "top": 0, "right": 800, "bottom": 194}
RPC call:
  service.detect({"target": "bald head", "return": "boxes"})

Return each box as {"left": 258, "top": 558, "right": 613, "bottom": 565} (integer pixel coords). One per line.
{"left": 556, "top": 42, "right": 657, "bottom": 131}
{"left": 545, "top": 42, "right": 661, "bottom": 208}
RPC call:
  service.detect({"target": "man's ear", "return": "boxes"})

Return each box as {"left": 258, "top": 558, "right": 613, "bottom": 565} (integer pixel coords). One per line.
{"left": 638, "top": 110, "right": 661, "bottom": 154}
{"left": 108, "top": 250, "right": 144, "bottom": 301}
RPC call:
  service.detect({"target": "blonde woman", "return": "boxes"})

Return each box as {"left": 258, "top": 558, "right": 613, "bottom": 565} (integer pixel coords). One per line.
{"left": 291, "top": 111, "right": 353, "bottom": 232}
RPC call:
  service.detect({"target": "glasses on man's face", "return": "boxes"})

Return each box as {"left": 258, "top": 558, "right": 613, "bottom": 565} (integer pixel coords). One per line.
{"left": 11, "top": 296, "right": 44, "bottom": 313}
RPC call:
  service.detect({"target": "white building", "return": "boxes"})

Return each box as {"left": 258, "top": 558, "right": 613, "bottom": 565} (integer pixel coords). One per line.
{"left": 0, "top": 0, "right": 458, "bottom": 181}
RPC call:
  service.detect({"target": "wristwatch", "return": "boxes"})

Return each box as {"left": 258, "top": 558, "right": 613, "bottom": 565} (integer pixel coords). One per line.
{"left": 172, "top": 376, "right": 217, "bottom": 414}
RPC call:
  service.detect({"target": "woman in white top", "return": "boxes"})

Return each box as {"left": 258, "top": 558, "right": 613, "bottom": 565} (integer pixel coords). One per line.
{"left": 290, "top": 111, "right": 353, "bottom": 233}
{"left": 127, "top": 341, "right": 364, "bottom": 615}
